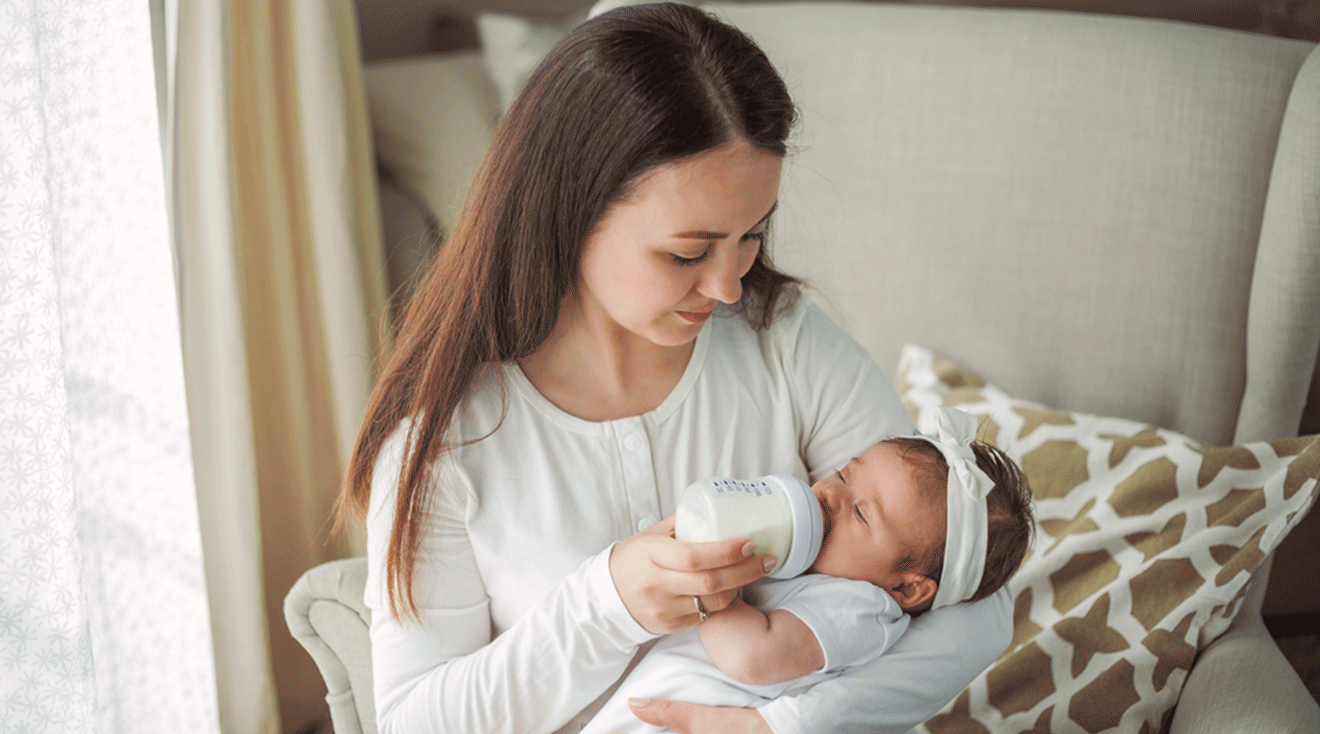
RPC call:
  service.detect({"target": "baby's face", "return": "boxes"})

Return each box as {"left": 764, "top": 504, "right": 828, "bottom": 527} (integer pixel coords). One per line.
{"left": 809, "top": 441, "right": 945, "bottom": 590}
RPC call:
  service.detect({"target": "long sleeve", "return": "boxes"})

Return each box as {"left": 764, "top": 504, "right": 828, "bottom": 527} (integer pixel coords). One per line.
{"left": 365, "top": 428, "right": 656, "bottom": 734}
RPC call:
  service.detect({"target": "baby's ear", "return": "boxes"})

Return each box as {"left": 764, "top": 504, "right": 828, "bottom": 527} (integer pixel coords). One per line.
{"left": 888, "top": 574, "right": 937, "bottom": 611}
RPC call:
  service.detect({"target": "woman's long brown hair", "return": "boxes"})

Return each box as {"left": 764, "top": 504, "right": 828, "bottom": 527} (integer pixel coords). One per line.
{"left": 341, "top": 3, "right": 801, "bottom": 620}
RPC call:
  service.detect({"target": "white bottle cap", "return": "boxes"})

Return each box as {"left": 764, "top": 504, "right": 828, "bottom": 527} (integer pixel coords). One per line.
{"left": 762, "top": 474, "right": 825, "bottom": 579}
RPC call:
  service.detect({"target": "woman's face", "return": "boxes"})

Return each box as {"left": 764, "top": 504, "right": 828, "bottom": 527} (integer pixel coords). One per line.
{"left": 574, "top": 139, "right": 783, "bottom": 348}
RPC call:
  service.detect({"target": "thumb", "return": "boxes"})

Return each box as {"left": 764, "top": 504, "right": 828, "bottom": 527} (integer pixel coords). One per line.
{"left": 629, "top": 698, "right": 694, "bottom": 732}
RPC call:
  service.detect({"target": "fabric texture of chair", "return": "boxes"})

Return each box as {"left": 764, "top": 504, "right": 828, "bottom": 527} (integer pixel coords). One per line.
{"left": 285, "top": 557, "right": 375, "bottom": 734}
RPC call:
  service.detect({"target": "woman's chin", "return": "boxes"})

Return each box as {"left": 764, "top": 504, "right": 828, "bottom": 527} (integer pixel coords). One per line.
{"left": 641, "top": 321, "right": 704, "bottom": 348}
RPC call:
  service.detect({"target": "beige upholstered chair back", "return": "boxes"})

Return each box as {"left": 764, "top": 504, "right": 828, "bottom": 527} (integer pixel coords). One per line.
{"left": 711, "top": 3, "right": 1320, "bottom": 448}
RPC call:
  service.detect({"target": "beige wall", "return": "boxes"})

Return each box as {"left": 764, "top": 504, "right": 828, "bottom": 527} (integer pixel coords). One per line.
{"left": 353, "top": 0, "right": 1319, "bottom": 63}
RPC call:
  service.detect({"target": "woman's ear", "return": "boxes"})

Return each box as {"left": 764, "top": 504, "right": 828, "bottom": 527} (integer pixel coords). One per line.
{"left": 888, "top": 574, "right": 937, "bottom": 611}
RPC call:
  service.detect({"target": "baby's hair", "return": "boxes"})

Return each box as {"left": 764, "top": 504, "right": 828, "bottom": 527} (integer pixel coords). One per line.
{"left": 885, "top": 435, "right": 1035, "bottom": 616}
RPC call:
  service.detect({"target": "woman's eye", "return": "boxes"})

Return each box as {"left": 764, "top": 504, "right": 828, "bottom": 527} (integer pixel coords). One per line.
{"left": 742, "top": 231, "right": 766, "bottom": 244}
{"left": 854, "top": 506, "right": 866, "bottom": 523}
{"left": 670, "top": 249, "right": 711, "bottom": 266}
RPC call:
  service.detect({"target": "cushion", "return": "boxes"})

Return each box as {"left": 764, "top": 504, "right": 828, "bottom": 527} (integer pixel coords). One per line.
{"left": 362, "top": 53, "right": 499, "bottom": 236}
{"left": 475, "top": 10, "right": 587, "bottom": 113}
{"left": 894, "top": 345, "right": 1320, "bottom": 734}
{"left": 473, "top": 2, "right": 690, "bottom": 114}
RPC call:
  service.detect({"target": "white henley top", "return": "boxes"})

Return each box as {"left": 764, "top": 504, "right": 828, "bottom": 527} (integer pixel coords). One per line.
{"left": 364, "top": 297, "right": 1012, "bottom": 734}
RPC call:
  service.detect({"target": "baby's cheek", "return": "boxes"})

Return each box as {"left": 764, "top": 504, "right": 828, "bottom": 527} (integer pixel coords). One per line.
{"left": 811, "top": 540, "right": 840, "bottom": 575}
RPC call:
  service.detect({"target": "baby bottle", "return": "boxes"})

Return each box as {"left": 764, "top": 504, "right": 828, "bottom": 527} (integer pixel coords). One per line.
{"left": 675, "top": 474, "right": 825, "bottom": 579}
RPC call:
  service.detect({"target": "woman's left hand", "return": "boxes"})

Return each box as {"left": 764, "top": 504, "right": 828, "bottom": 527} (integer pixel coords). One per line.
{"left": 626, "top": 698, "right": 771, "bottom": 734}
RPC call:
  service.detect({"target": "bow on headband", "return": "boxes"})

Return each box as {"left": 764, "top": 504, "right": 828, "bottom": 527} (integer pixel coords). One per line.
{"left": 915, "top": 406, "right": 994, "bottom": 610}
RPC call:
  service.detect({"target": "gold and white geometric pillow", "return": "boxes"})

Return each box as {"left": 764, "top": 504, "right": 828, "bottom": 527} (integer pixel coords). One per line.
{"left": 897, "top": 345, "right": 1320, "bottom": 734}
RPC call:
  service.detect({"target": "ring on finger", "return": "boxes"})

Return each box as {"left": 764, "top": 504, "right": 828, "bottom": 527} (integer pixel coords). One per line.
{"left": 693, "top": 596, "right": 709, "bottom": 622}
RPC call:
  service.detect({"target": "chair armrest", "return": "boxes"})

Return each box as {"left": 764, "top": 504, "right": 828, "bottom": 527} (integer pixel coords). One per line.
{"left": 1171, "top": 560, "right": 1320, "bottom": 734}
{"left": 285, "top": 557, "right": 376, "bottom": 734}
{"left": 1170, "top": 621, "right": 1319, "bottom": 734}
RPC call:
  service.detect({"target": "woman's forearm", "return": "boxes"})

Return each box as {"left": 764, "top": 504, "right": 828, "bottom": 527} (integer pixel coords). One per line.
{"left": 372, "top": 549, "right": 653, "bottom": 734}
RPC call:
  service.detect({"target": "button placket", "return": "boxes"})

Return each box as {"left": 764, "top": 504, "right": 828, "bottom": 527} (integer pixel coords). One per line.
{"left": 616, "top": 417, "right": 660, "bottom": 535}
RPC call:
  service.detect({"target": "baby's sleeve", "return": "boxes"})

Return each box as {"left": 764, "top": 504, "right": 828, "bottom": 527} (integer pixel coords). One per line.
{"left": 775, "top": 576, "right": 909, "bottom": 673}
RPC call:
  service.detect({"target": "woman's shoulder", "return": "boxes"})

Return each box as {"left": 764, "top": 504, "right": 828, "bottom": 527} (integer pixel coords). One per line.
{"left": 372, "top": 363, "right": 509, "bottom": 466}
{"left": 450, "top": 362, "right": 510, "bottom": 439}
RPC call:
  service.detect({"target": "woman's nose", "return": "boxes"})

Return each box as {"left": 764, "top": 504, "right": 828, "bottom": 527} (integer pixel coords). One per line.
{"left": 698, "top": 250, "right": 744, "bottom": 304}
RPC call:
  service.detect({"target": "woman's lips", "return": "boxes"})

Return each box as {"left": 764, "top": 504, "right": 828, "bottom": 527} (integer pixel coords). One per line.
{"left": 676, "top": 309, "right": 714, "bottom": 324}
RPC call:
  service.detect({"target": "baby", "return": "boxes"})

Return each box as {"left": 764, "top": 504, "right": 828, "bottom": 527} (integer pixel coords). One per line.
{"left": 581, "top": 406, "right": 1035, "bottom": 734}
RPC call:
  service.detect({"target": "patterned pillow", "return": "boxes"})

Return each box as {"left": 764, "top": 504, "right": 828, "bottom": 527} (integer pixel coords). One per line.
{"left": 896, "top": 345, "right": 1320, "bottom": 734}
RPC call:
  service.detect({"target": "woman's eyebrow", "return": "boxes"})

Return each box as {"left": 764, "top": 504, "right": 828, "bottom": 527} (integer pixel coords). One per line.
{"left": 670, "top": 201, "right": 779, "bottom": 240}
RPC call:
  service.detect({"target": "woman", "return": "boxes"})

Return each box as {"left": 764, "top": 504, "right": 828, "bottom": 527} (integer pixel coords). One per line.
{"left": 341, "top": 4, "right": 1011, "bottom": 733}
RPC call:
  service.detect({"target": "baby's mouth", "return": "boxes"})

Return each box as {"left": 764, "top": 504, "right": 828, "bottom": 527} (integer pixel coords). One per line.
{"left": 819, "top": 496, "right": 833, "bottom": 545}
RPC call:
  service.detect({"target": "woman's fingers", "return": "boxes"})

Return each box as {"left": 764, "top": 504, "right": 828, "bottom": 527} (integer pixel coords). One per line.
{"left": 628, "top": 699, "right": 771, "bottom": 734}
{"left": 653, "top": 536, "right": 773, "bottom": 612}
{"left": 610, "top": 530, "right": 703, "bottom": 633}
{"left": 679, "top": 552, "right": 773, "bottom": 599}
{"left": 636, "top": 512, "right": 760, "bottom": 570}
{"left": 693, "top": 588, "right": 735, "bottom": 618}
{"left": 609, "top": 517, "right": 773, "bottom": 634}
{"left": 653, "top": 533, "right": 757, "bottom": 572}
{"left": 639, "top": 514, "right": 676, "bottom": 536}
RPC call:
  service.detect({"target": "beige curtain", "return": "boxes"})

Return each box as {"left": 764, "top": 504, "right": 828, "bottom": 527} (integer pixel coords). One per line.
{"left": 173, "top": 0, "right": 388, "bottom": 731}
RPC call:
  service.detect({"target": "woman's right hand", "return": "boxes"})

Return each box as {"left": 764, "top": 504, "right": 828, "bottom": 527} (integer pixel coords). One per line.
{"left": 608, "top": 516, "right": 774, "bottom": 635}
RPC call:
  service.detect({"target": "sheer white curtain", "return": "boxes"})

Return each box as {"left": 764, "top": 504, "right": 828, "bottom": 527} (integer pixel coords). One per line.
{"left": 1, "top": 0, "right": 385, "bottom": 729}
{"left": 0, "top": 1, "right": 219, "bottom": 733}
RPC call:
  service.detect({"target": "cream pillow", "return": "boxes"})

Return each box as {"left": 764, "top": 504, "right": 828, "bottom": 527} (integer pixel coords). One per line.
{"left": 588, "top": 0, "right": 697, "bottom": 19}
{"left": 475, "top": 11, "right": 587, "bottom": 113}
{"left": 475, "top": 2, "right": 699, "bottom": 114}
{"left": 896, "top": 345, "right": 1320, "bottom": 734}
{"left": 362, "top": 53, "right": 499, "bottom": 236}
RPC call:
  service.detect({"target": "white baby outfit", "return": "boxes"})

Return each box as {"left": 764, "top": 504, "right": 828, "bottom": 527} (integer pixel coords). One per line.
{"left": 580, "top": 574, "right": 909, "bottom": 734}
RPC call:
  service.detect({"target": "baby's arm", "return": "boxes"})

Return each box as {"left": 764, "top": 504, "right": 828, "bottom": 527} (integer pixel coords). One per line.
{"left": 697, "top": 595, "right": 824, "bottom": 685}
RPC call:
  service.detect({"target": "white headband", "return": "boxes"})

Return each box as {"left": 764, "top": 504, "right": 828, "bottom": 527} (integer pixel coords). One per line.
{"left": 914, "top": 406, "right": 993, "bottom": 610}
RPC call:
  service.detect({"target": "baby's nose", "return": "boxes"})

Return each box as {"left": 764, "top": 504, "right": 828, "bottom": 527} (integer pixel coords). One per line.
{"left": 820, "top": 486, "right": 846, "bottom": 513}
